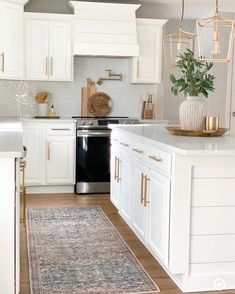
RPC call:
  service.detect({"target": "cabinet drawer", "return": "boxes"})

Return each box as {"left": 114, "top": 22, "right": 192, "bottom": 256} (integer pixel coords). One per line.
{"left": 46, "top": 123, "right": 75, "bottom": 136}
{"left": 118, "top": 135, "right": 133, "bottom": 153}
{"left": 147, "top": 146, "right": 171, "bottom": 174}
{"left": 132, "top": 140, "right": 146, "bottom": 160}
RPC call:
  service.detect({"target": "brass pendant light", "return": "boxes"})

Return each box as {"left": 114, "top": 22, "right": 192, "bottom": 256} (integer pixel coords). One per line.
{"left": 163, "top": 0, "right": 196, "bottom": 68}
{"left": 197, "top": 0, "right": 235, "bottom": 63}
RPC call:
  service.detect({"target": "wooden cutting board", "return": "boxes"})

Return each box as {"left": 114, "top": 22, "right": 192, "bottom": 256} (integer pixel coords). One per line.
{"left": 87, "top": 92, "right": 112, "bottom": 117}
{"left": 81, "top": 79, "right": 96, "bottom": 117}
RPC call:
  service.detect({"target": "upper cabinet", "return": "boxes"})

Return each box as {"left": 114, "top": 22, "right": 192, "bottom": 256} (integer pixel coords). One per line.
{"left": 25, "top": 13, "right": 73, "bottom": 81}
{"left": 129, "top": 18, "right": 168, "bottom": 84}
{"left": 0, "top": 0, "right": 26, "bottom": 80}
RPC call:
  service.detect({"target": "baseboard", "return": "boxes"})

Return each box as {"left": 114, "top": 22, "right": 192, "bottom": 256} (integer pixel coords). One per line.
{"left": 26, "top": 185, "right": 74, "bottom": 194}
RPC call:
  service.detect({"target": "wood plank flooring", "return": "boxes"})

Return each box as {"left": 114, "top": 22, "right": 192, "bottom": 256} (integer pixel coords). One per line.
{"left": 20, "top": 193, "right": 235, "bottom": 294}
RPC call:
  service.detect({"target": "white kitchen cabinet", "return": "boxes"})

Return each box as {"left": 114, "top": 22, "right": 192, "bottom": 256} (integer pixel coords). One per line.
{"left": 23, "top": 123, "right": 45, "bottom": 185}
{"left": 23, "top": 121, "right": 75, "bottom": 192}
{"left": 147, "top": 169, "right": 170, "bottom": 267}
{"left": 25, "top": 13, "right": 73, "bottom": 81}
{"left": 129, "top": 18, "right": 167, "bottom": 84}
{"left": 110, "top": 129, "right": 171, "bottom": 267}
{"left": 132, "top": 159, "right": 148, "bottom": 243}
{"left": 0, "top": 0, "right": 25, "bottom": 80}
{"left": 46, "top": 136, "right": 75, "bottom": 184}
{"left": 119, "top": 152, "right": 132, "bottom": 225}
{"left": 110, "top": 143, "right": 121, "bottom": 209}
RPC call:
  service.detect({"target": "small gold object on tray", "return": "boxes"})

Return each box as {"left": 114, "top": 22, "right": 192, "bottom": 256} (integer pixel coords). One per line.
{"left": 166, "top": 126, "right": 228, "bottom": 137}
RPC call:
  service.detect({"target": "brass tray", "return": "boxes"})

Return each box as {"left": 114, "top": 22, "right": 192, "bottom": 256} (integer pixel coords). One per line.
{"left": 166, "top": 126, "right": 228, "bottom": 137}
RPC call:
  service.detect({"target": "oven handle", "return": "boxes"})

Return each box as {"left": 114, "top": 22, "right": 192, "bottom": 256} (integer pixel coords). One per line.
{"left": 77, "top": 130, "right": 111, "bottom": 137}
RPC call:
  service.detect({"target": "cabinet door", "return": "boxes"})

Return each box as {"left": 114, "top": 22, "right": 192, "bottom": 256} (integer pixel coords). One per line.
{"left": 132, "top": 159, "right": 148, "bottom": 242}
{"left": 46, "top": 136, "right": 75, "bottom": 184}
{"left": 130, "top": 19, "right": 164, "bottom": 84}
{"left": 49, "top": 21, "right": 73, "bottom": 81}
{"left": 25, "top": 19, "right": 49, "bottom": 80}
{"left": 23, "top": 123, "right": 45, "bottom": 185}
{"left": 0, "top": 1, "right": 23, "bottom": 79}
{"left": 147, "top": 169, "right": 170, "bottom": 267}
{"left": 110, "top": 144, "right": 121, "bottom": 209}
{"left": 119, "top": 152, "right": 132, "bottom": 225}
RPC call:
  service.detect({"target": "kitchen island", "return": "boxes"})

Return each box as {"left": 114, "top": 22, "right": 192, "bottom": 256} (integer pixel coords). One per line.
{"left": 109, "top": 124, "right": 235, "bottom": 292}
{"left": 0, "top": 118, "right": 23, "bottom": 294}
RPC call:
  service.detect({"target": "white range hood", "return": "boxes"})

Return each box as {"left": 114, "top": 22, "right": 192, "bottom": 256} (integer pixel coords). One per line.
{"left": 70, "top": 1, "right": 141, "bottom": 57}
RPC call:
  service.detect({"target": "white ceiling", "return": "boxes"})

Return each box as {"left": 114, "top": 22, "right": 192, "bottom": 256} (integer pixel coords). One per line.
{"left": 138, "top": 0, "right": 235, "bottom": 18}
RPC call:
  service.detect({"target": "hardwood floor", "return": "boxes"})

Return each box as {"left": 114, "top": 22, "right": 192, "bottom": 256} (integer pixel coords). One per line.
{"left": 20, "top": 193, "right": 235, "bottom": 294}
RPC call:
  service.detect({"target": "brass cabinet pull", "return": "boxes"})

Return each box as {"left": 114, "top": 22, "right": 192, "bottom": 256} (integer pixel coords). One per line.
{"left": 143, "top": 175, "right": 150, "bottom": 207}
{"left": 51, "top": 57, "right": 53, "bottom": 76}
{"left": 133, "top": 148, "right": 144, "bottom": 154}
{"left": 51, "top": 128, "right": 71, "bottom": 131}
{"left": 1, "top": 52, "right": 4, "bottom": 73}
{"left": 141, "top": 173, "right": 144, "bottom": 204}
{"left": 114, "top": 156, "right": 118, "bottom": 181}
{"left": 232, "top": 112, "right": 235, "bottom": 117}
{"left": 120, "top": 142, "right": 129, "bottom": 147}
{"left": 48, "top": 142, "right": 51, "bottom": 160}
{"left": 117, "top": 158, "right": 121, "bottom": 183}
{"left": 137, "top": 59, "right": 140, "bottom": 79}
{"left": 149, "top": 155, "right": 162, "bottom": 162}
{"left": 45, "top": 56, "right": 48, "bottom": 76}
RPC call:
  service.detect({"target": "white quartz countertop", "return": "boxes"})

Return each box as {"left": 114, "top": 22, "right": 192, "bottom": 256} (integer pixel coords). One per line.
{"left": 110, "top": 124, "right": 235, "bottom": 155}
{"left": 21, "top": 117, "right": 76, "bottom": 123}
{"left": 0, "top": 118, "right": 23, "bottom": 158}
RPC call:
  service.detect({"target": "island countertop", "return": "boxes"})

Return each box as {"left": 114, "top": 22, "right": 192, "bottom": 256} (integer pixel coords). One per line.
{"left": 0, "top": 117, "right": 23, "bottom": 158}
{"left": 109, "top": 124, "right": 235, "bottom": 155}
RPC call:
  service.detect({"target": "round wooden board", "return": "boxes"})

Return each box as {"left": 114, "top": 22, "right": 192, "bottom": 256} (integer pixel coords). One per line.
{"left": 166, "top": 126, "right": 228, "bottom": 137}
{"left": 87, "top": 92, "right": 112, "bottom": 117}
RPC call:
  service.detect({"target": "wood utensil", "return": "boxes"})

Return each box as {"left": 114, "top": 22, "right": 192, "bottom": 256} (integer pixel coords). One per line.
{"left": 87, "top": 92, "right": 112, "bottom": 117}
{"left": 35, "top": 92, "right": 52, "bottom": 103}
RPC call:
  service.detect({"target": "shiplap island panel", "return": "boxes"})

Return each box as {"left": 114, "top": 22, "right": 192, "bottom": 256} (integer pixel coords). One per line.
{"left": 109, "top": 124, "right": 235, "bottom": 292}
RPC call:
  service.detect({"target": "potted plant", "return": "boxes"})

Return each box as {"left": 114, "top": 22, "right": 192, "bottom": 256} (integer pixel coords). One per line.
{"left": 170, "top": 49, "right": 215, "bottom": 130}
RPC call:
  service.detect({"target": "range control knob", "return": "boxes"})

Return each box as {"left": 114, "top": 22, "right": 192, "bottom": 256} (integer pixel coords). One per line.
{"left": 88, "top": 121, "right": 94, "bottom": 126}
{"left": 80, "top": 121, "right": 86, "bottom": 126}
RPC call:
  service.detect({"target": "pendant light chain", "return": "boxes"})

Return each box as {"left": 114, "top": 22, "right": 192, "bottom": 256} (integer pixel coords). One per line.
{"left": 179, "top": 0, "right": 185, "bottom": 31}
{"left": 215, "top": 0, "right": 219, "bottom": 15}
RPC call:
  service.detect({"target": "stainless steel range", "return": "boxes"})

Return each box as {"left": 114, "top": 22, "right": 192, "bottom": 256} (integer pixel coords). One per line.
{"left": 72, "top": 116, "right": 139, "bottom": 194}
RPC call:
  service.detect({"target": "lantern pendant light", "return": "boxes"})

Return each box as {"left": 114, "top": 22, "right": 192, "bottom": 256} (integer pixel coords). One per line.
{"left": 163, "top": 0, "right": 196, "bottom": 68}
{"left": 197, "top": 0, "right": 235, "bottom": 63}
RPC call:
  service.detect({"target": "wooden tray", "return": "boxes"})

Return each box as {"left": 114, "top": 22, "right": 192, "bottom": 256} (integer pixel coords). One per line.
{"left": 166, "top": 126, "right": 228, "bottom": 137}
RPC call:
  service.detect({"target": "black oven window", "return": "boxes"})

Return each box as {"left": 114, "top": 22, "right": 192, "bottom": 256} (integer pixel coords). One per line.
{"left": 76, "top": 136, "right": 110, "bottom": 182}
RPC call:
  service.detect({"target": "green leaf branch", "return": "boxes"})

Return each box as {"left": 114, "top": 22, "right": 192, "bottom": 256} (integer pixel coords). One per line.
{"left": 170, "top": 49, "right": 215, "bottom": 98}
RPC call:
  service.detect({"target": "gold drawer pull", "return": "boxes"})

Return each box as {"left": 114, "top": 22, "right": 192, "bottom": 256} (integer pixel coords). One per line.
{"left": 149, "top": 155, "right": 162, "bottom": 162}
{"left": 133, "top": 148, "right": 144, "bottom": 154}
{"left": 117, "top": 159, "right": 122, "bottom": 183}
{"left": 120, "top": 142, "right": 129, "bottom": 147}
{"left": 143, "top": 175, "right": 150, "bottom": 207}
{"left": 48, "top": 142, "right": 51, "bottom": 160}
{"left": 141, "top": 173, "right": 144, "bottom": 204}
{"left": 1, "top": 52, "right": 5, "bottom": 73}
{"left": 114, "top": 156, "right": 118, "bottom": 181}
{"left": 51, "top": 128, "right": 71, "bottom": 131}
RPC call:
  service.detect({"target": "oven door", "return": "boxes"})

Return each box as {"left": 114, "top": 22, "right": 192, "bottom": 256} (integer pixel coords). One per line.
{"left": 75, "top": 129, "right": 111, "bottom": 194}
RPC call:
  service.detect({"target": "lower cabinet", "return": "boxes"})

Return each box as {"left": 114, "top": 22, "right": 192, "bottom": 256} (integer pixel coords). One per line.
{"left": 46, "top": 136, "right": 74, "bottom": 184}
{"left": 110, "top": 132, "right": 171, "bottom": 267}
{"left": 119, "top": 152, "right": 132, "bottom": 225}
{"left": 132, "top": 159, "right": 170, "bottom": 266}
{"left": 23, "top": 121, "right": 75, "bottom": 188}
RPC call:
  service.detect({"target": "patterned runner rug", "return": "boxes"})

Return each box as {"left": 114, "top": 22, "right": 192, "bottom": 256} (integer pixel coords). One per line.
{"left": 27, "top": 206, "right": 159, "bottom": 294}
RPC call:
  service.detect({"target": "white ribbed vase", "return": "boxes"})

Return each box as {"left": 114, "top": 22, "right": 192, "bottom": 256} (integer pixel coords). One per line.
{"left": 179, "top": 96, "right": 206, "bottom": 131}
